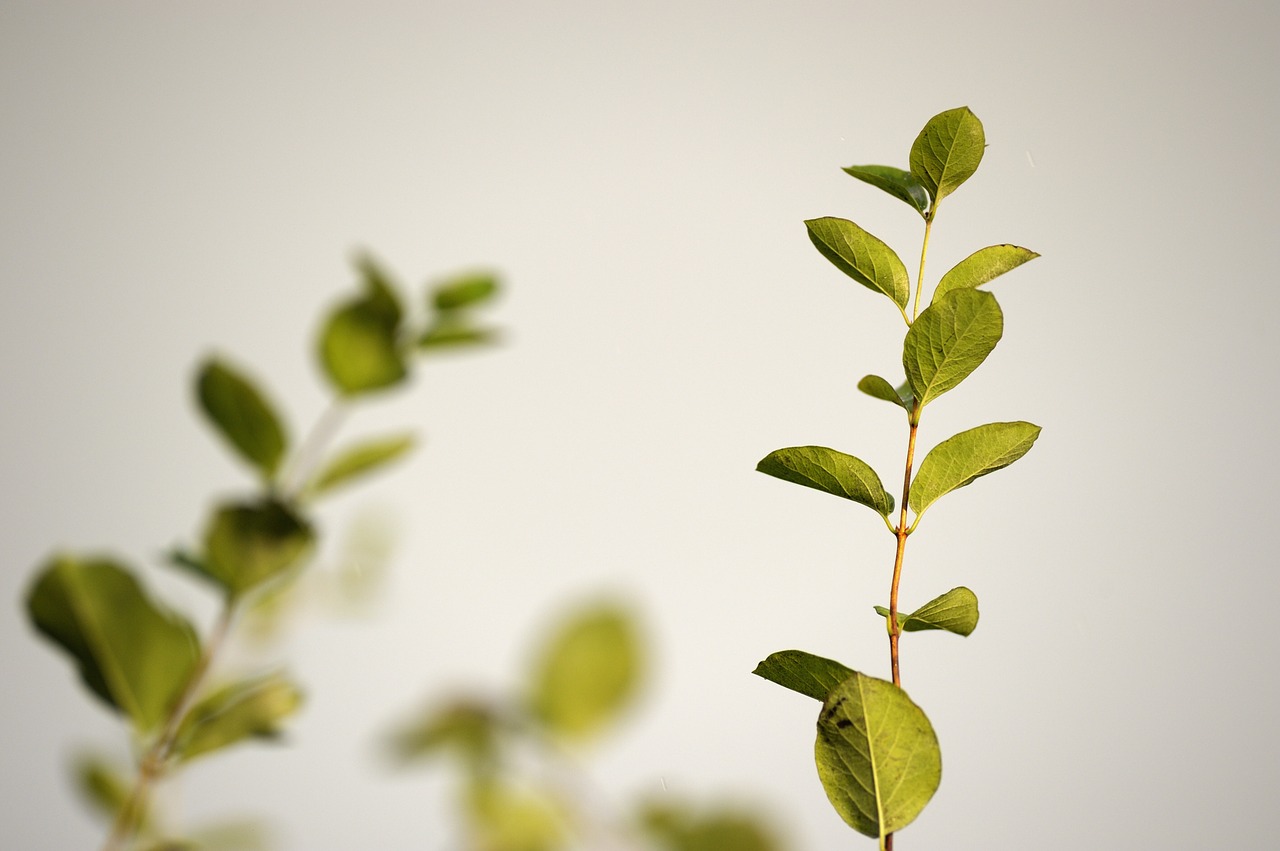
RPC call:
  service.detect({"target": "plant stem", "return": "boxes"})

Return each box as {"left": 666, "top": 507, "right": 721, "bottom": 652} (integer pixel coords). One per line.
{"left": 280, "top": 399, "right": 348, "bottom": 498}
{"left": 888, "top": 408, "right": 920, "bottom": 688}
{"left": 911, "top": 212, "right": 934, "bottom": 322}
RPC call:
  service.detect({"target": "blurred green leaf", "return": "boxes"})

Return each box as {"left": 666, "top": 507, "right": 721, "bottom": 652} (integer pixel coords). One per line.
{"left": 388, "top": 699, "right": 501, "bottom": 768}
{"left": 841, "top": 164, "right": 929, "bottom": 217}
{"left": 804, "top": 217, "right": 910, "bottom": 311}
{"left": 641, "top": 802, "right": 782, "bottom": 851}
{"left": 203, "top": 499, "right": 314, "bottom": 598}
{"left": 318, "top": 301, "right": 407, "bottom": 395}
{"left": 752, "top": 650, "right": 855, "bottom": 701}
{"left": 932, "top": 244, "right": 1039, "bottom": 304}
{"left": 857, "top": 374, "right": 910, "bottom": 410}
{"left": 418, "top": 316, "right": 499, "bottom": 351}
{"left": 903, "top": 289, "right": 1002, "bottom": 408}
{"left": 306, "top": 432, "right": 416, "bottom": 498}
{"left": 909, "top": 106, "right": 985, "bottom": 210}
{"left": 26, "top": 557, "right": 200, "bottom": 731}
{"left": 353, "top": 253, "right": 405, "bottom": 325}
{"left": 757, "top": 446, "right": 893, "bottom": 517}
{"left": 195, "top": 358, "right": 288, "bottom": 480}
{"left": 875, "top": 586, "right": 980, "bottom": 636}
{"left": 72, "top": 753, "right": 136, "bottom": 823}
{"left": 433, "top": 272, "right": 500, "bottom": 311}
{"left": 815, "top": 672, "right": 941, "bottom": 841}
{"left": 910, "top": 421, "right": 1041, "bottom": 516}
{"left": 172, "top": 672, "right": 304, "bottom": 763}
{"left": 529, "top": 603, "right": 642, "bottom": 741}
{"left": 467, "top": 777, "right": 566, "bottom": 851}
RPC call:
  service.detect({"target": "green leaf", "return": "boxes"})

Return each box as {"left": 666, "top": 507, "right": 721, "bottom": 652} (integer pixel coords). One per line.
{"left": 902, "top": 289, "right": 1002, "bottom": 408}
{"left": 874, "top": 587, "right": 980, "bottom": 636}
{"left": 528, "top": 602, "right": 642, "bottom": 741}
{"left": 418, "top": 316, "right": 500, "bottom": 351}
{"left": 641, "top": 803, "right": 781, "bottom": 851}
{"left": 432, "top": 272, "right": 499, "bottom": 311}
{"left": 752, "top": 650, "right": 856, "bottom": 701}
{"left": 842, "top": 165, "right": 929, "bottom": 217}
{"left": 909, "top": 106, "right": 985, "bottom": 210}
{"left": 932, "top": 245, "right": 1039, "bottom": 304}
{"left": 306, "top": 432, "right": 416, "bottom": 498}
{"left": 318, "top": 300, "right": 407, "bottom": 395}
{"left": 73, "top": 754, "right": 135, "bottom": 822}
{"left": 804, "top": 217, "right": 910, "bottom": 311}
{"left": 815, "top": 672, "right": 941, "bottom": 841}
{"left": 387, "top": 699, "right": 501, "bottom": 767}
{"left": 26, "top": 557, "right": 200, "bottom": 731}
{"left": 202, "top": 499, "right": 314, "bottom": 598}
{"left": 910, "top": 421, "right": 1041, "bottom": 516}
{"left": 857, "top": 374, "right": 909, "bottom": 410}
{"left": 756, "top": 446, "right": 893, "bottom": 517}
{"left": 353, "top": 253, "right": 405, "bottom": 325}
{"left": 466, "top": 777, "right": 566, "bottom": 851}
{"left": 172, "top": 672, "right": 303, "bottom": 763}
{"left": 195, "top": 358, "right": 288, "bottom": 479}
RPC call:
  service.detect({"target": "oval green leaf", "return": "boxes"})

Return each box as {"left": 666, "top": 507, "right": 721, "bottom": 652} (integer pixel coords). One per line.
{"left": 757, "top": 446, "right": 893, "bottom": 517}
{"left": 306, "top": 432, "right": 416, "bottom": 498}
{"left": 641, "top": 802, "right": 781, "bottom": 851}
{"left": 841, "top": 165, "right": 929, "bottom": 217}
{"left": 857, "top": 374, "right": 909, "bottom": 410}
{"left": 418, "top": 316, "right": 499, "bottom": 351}
{"left": 387, "top": 699, "right": 501, "bottom": 767}
{"left": 910, "top": 421, "right": 1042, "bottom": 516}
{"left": 804, "top": 217, "right": 910, "bottom": 311}
{"left": 529, "top": 603, "right": 642, "bottom": 741}
{"left": 432, "top": 272, "right": 499, "bottom": 311}
{"left": 902, "top": 289, "right": 1003, "bottom": 408}
{"left": 932, "top": 245, "right": 1040, "bottom": 304}
{"left": 815, "top": 672, "right": 941, "bottom": 841}
{"left": 875, "top": 587, "right": 980, "bottom": 636}
{"left": 173, "top": 672, "right": 304, "bottom": 763}
{"left": 318, "top": 300, "right": 407, "bottom": 396}
{"left": 26, "top": 557, "right": 201, "bottom": 731}
{"left": 909, "top": 106, "right": 985, "bottom": 210}
{"left": 202, "top": 499, "right": 314, "bottom": 598}
{"left": 353, "top": 253, "right": 405, "bottom": 325}
{"left": 195, "top": 358, "right": 288, "bottom": 479}
{"left": 752, "top": 650, "right": 856, "bottom": 701}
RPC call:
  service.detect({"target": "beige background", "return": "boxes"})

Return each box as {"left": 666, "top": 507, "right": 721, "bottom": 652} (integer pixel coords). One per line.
{"left": 3, "top": 1, "right": 1277, "bottom": 848}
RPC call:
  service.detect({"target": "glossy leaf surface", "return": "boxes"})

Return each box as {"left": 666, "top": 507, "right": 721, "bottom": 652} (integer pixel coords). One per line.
{"left": 195, "top": 358, "right": 288, "bottom": 479}
{"left": 753, "top": 650, "right": 856, "bottom": 701}
{"left": 757, "top": 446, "right": 893, "bottom": 517}
{"left": 875, "top": 586, "right": 980, "bottom": 636}
{"left": 173, "top": 672, "right": 303, "bottom": 763}
{"left": 909, "top": 106, "right": 985, "bottom": 209}
{"left": 932, "top": 244, "right": 1039, "bottom": 303}
{"left": 529, "top": 603, "right": 641, "bottom": 741}
{"left": 26, "top": 557, "right": 200, "bottom": 731}
{"left": 307, "top": 432, "right": 416, "bottom": 497}
{"left": 910, "top": 421, "right": 1041, "bottom": 515}
{"left": 805, "top": 217, "right": 910, "bottom": 310}
{"left": 815, "top": 672, "right": 941, "bottom": 841}
{"left": 903, "top": 289, "right": 1002, "bottom": 407}
{"left": 857, "top": 374, "right": 910, "bottom": 410}
{"left": 203, "top": 499, "right": 314, "bottom": 598}
{"left": 841, "top": 165, "right": 929, "bottom": 217}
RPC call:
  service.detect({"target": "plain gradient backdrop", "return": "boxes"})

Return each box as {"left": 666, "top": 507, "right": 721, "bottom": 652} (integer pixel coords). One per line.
{"left": 3, "top": 2, "right": 1278, "bottom": 849}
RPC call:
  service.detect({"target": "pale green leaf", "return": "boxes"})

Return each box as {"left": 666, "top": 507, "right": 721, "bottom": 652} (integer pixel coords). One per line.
{"left": 874, "top": 587, "right": 980, "bottom": 636}
{"left": 909, "top": 106, "right": 985, "bottom": 209}
{"left": 805, "top": 217, "right": 910, "bottom": 311}
{"left": 467, "top": 777, "right": 566, "bottom": 851}
{"left": 641, "top": 803, "right": 781, "bottom": 851}
{"left": 202, "top": 499, "right": 314, "bottom": 598}
{"left": 752, "top": 650, "right": 856, "bottom": 701}
{"left": 910, "top": 421, "right": 1041, "bottom": 516}
{"left": 172, "top": 672, "right": 304, "bottom": 763}
{"left": 26, "top": 557, "right": 200, "bottom": 731}
{"left": 815, "top": 672, "right": 941, "bottom": 841}
{"left": 841, "top": 165, "right": 929, "bottom": 217}
{"left": 195, "top": 358, "right": 288, "bottom": 479}
{"left": 306, "top": 432, "right": 416, "bottom": 497}
{"left": 857, "top": 375, "right": 909, "bottom": 410}
{"left": 418, "top": 316, "right": 499, "bottom": 351}
{"left": 757, "top": 446, "right": 893, "bottom": 517}
{"left": 903, "top": 289, "right": 1002, "bottom": 407}
{"left": 432, "top": 272, "right": 499, "bottom": 311}
{"left": 388, "top": 699, "right": 501, "bottom": 766}
{"left": 932, "top": 245, "right": 1039, "bottom": 304}
{"left": 529, "top": 602, "right": 642, "bottom": 741}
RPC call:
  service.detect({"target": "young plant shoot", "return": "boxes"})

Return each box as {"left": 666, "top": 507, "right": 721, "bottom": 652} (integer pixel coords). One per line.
{"left": 753, "top": 107, "right": 1041, "bottom": 849}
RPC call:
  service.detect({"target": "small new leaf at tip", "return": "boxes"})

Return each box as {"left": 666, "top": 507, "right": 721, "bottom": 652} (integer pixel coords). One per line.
{"left": 903, "top": 288, "right": 1003, "bottom": 408}
{"left": 752, "top": 650, "right": 856, "bottom": 701}
{"left": 757, "top": 446, "right": 894, "bottom": 517}
{"left": 909, "top": 106, "right": 985, "bottom": 212}
{"left": 842, "top": 165, "right": 930, "bottom": 217}
{"left": 195, "top": 358, "right": 288, "bottom": 480}
{"left": 26, "top": 557, "right": 201, "bottom": 732}
{"left": 857, "top": 375, "right": 910, "bottom": 410}
{"left": 804, "top": 217, "right": 910, "bottom": 312}
{"left": 874, "top": 587, "right": 980, "bottom": 636}
{"left": 932, "top": 245, "right": 1039, "bottom": 304}
{"left": 815, "top": 672, "right": 942, "bottom": 841}
{"left": 319, "top": 258, "right": 409, "bottom": 396}
{"left": 910, "top": 421, "right": 1041, "bottom": 516}
{"left": 306, "top": 432, "right": 416, "bottom": 498}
